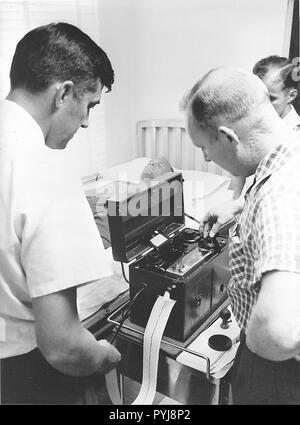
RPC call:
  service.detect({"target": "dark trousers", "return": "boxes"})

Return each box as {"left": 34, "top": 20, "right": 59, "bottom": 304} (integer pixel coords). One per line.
{"left": 231, "top": 332, "right": 300, "bottom": 405}
{"left": 1, "top": 348, "right": 111, "bottom": 405}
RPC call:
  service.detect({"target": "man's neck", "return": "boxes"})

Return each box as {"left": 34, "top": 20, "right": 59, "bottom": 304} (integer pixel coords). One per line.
{"left": 280, "top": 104, "right": 293, "bottom": 119}
{"left": 245, "top": 117, "right": 293, "bottom": 176}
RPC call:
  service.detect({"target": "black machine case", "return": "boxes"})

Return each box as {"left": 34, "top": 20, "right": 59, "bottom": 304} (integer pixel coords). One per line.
{"left": 107, "top": 172, "right": 185, "bottom": 263}
{"left": 107, "top": 172, "right": 231, "bottom": 342}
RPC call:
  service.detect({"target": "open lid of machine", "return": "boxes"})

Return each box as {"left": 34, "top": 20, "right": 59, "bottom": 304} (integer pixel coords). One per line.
{"left": 106, "top": 171, "right": 185, "bottom": 263}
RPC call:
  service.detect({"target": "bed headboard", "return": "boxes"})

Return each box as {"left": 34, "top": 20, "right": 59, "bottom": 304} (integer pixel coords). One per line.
{"left": 136, "top": 119, "right": 231, "bottom": 177}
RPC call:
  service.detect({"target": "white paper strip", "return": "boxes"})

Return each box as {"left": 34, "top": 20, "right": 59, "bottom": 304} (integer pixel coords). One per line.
{"left": 105, "top": 368, "right": 122, "bottom": 405}
{"left": 132, "top": 292, "right": 175, "bottom": 405}
{"left": 105, "top": 292, "right": 175, "bottom": 405}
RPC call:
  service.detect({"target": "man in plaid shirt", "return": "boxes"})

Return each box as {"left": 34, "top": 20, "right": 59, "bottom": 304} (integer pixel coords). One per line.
{"left": 182, "top": 67, "right": 300, "bottom": 404}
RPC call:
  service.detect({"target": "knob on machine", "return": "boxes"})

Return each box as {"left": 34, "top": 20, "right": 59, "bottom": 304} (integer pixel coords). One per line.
{"left": 183, "top": 228, "right": 201, "bottom": 243}
{"left": 150, "top": 251, "right": 164, "bottom": 266}
{"left": 219, "top": 307, "right": 232, "bottom": 329}
{"left": 207, "top": 308, "right": 233, "bottom": 351}
{"left": 200, "top": 235, "right": 221, "bottom": 251}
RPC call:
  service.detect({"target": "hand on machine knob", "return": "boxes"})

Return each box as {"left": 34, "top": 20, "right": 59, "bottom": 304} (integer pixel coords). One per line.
{"left": 198, "top": 198, "right": 244, "bottom": 238}
{"left": 200, "top": 235, "right": 220, "bottom": 251}
{"left": 220, "top": 307, "right": 232, "bottom": 329}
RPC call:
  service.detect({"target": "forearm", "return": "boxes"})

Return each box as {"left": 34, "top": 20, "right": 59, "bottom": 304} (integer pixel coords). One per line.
{"left": 232, "top": 196, "right": 244, "bottom": 214}
{"left": 39, "top": 325, "right": 114, "bottom": 376}
{"left": 33, "top": 287, "right": 120, "bottom": 377}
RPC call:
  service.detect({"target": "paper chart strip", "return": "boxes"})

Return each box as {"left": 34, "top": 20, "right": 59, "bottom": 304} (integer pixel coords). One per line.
{"left": 105, "top": 292, "right": 175, "bottom": 405}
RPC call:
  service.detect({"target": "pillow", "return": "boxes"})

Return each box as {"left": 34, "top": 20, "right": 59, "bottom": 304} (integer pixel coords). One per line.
{"left": 84, "top": 157, "right": 230, "bottom": 196}
{"left": 179, "top": 169, "right": 231, "bottom": 199}
{"left": 101, "top": 157, "right": 151, "bottom": 183}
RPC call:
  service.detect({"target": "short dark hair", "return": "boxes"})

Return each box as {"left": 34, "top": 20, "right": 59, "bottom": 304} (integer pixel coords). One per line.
{"left": 253, "top": 55, "right": 297, "bottom": 90}
{"left": 10, "top": 22, "right": 114, "bottom": 94}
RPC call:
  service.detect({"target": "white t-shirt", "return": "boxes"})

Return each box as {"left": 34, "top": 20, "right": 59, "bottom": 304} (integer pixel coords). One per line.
{"left": 0, "top": 99, "right": 113, "bottom": 358}
{"left": 283, "top": 105, "right": 300, "bottom": 130}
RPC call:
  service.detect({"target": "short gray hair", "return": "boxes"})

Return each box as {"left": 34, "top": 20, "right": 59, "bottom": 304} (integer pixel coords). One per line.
{"left": 181, "top": 67, "right": 270, "bottom": 129}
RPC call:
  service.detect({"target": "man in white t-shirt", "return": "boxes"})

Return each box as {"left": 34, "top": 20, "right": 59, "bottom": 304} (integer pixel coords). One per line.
{"left": 253, "top": 56, "right": 300, "bottom": 126}
{"left": 0, "top": 22, "right": 121, "bottom": 404}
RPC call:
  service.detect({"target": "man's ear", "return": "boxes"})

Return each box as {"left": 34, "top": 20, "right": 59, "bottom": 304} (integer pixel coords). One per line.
{"left": 218, "top": 126, "right": 239, "bottom": 146}
{"left": 54, "top": 81, "right": 74, "bottom": 109}
{"left": 287, "top": 88, "right": 298, "bottom": 104}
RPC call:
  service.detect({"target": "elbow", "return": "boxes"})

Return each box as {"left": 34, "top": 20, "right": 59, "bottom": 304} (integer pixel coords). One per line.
{"left": 247, "top": 316, "right": 300, "bottom": 361}
{"left": 272, "top": 322, "right": 300, "bottom": 358}
{"left": 37, "top": 337, "right": 93, "bottom": 377}
{"left": 38, "top": 342, "right": 80, "bottom": 375}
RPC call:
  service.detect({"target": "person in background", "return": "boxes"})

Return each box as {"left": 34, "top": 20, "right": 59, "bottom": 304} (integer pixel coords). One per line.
{"left": 253, "top": 55, "right": 300, "bottom": 127}
{"left": 182, "top": 67, "right": 300, "bottom": 404}
{"left": 0, "top": 22, "right": 121, "bottom": 404}
{"left": 205, "top": 56, "right": 300, "bottom": 237}
{"left": 140, "top": 156, "right": 174, "bottom": 181}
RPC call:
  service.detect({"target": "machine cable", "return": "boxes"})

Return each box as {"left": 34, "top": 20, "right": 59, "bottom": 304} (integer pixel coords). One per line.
{"left": 109, "top": 283, "right": 148, "bottom": 345}
{"left": 184, "top": 212, "right": 201, "bottom": 225}
{"left": 121, "top": 262, "right": 130, "bottom": 283}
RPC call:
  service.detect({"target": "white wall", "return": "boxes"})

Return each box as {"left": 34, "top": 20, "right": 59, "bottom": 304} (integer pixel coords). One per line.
{"left": 98, "top": 0, "right": 290, "bottom": 168}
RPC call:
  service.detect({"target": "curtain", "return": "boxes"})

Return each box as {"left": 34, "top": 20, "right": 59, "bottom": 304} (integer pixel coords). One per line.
{"left": 0, "top": 0, "right": 108, "bottom": 178}
{"left": 289, "top": 0, "right": 300, "bottom": 114}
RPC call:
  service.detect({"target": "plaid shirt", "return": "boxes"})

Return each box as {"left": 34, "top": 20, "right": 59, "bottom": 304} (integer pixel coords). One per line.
{"left": 227, "top": 132, "right": 300, "bottom": 333}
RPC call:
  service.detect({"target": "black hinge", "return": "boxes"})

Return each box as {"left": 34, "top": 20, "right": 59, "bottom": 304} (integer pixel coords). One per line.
{"left": 135, "top": 247, "right": 154, "bottom": 262}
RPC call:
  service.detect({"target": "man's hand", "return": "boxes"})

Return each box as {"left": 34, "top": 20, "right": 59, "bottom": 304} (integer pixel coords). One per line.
{"left": 199, "top": 197, "right": 244, "bottom": 237}
{"left": 96, "top": 339, "right": 121, "bottom": 374}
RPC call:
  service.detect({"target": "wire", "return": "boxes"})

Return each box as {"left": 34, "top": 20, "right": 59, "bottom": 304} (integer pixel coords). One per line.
{"left": 110, "top": 284, "right": 148, "bottom": 344}
{"left": 184, "top": 212, "right": 201, "bottom": 225}
{"left": 101, "top": 235, "right": 111, "bottom": 244}
{"left": 121, "top": 262, "right": 130, "bottom": 283}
